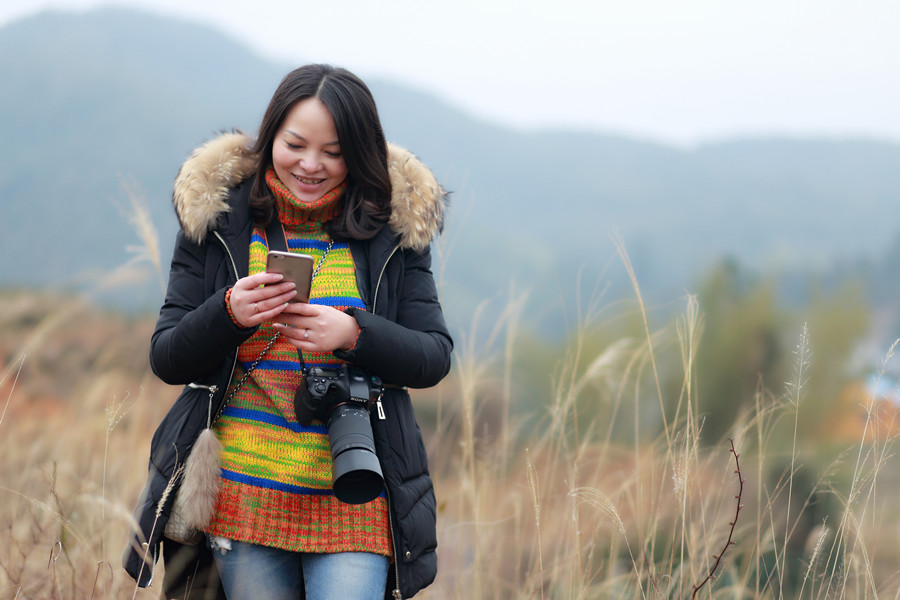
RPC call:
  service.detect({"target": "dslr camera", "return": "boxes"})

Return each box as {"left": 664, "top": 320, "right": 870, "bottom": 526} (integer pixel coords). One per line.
{"left": 295, "top": 364, "right": 384, "bottom": 504}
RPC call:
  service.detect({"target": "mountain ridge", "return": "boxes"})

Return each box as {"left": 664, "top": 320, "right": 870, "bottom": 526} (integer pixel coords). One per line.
{"left": 3, "top": 8, "right": 900, "bottom": 330}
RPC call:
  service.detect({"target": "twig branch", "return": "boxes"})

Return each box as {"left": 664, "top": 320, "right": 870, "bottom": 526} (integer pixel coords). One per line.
{"left": 692, "top": 438, "right": 744, "bottom": 599}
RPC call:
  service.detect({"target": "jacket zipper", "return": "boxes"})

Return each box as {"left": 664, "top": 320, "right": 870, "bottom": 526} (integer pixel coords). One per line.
{"left": 371, "top": 242, "right": 403, "bottom": 598}
{"left": 139, "top": 541, "right": 159, "bottom": 587}
{"left": 213, "top": 231, "right": 242, "bottom": 396}
{"left": 385, "top": 485, "right": 403, "bottom": 600}
{"left": 187, "top": 383, "right": 220, "bottom": 426}
{"left": 371, "top": 244, "right": 399, "bottom": 426}
{"left": 371, "top": 244, "right": 400, "bottom": 316}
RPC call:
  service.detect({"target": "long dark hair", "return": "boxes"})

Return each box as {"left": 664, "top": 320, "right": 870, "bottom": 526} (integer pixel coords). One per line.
{"left": 250, "top": 64, "right": 391, "bottom": 240}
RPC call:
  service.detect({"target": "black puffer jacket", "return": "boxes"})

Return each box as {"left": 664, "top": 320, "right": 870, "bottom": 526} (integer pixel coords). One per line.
{"left": 122, "top": 133, "right": 452, "bottom": 599}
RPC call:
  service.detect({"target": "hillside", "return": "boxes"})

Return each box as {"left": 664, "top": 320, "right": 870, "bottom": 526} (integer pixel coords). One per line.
{"left": 3, "top": 8, "right": 900, "bottom": 332}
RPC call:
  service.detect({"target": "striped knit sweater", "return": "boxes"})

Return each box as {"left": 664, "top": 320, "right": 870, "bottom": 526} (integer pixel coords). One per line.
{"left": 206, "top": 171, "right": 391, "bottom": 556}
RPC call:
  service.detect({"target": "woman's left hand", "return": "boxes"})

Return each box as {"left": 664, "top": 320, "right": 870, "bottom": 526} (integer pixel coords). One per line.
{"left": 273, "top": 303, "right": 361, "bottom": 353}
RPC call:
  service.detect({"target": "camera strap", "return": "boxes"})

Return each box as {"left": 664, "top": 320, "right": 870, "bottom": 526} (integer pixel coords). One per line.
{"left": 291, "top": 239, "right": 334, "bottom": 375}
{"left": 265, "top": 211, "right": 289, "bottom": 253}
{"left": 264, "top": 208, "right": 333, "bottom": 287}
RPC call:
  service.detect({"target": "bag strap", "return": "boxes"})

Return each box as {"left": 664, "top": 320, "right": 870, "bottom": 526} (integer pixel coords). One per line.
{"left": 207, "top": 212, "right": 334, "bottom": 427}
{"left": 208, "top": 332, "right": 281, "bottom": 426}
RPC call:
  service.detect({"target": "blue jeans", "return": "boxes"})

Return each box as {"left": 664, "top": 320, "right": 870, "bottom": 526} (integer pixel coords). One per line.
{"left": 208, "top": 536, "right": 389, "bottom": 600}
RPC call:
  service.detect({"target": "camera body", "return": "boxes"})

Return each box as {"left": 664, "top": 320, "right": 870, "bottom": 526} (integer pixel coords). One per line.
{"left": 295, "top": 364, "right": 385, "bottom": 504}
{"left": 296, "top": 364, "right": 383, "bottom": 425}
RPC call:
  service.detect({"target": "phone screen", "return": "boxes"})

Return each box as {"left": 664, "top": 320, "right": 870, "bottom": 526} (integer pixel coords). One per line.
{"left": 266, "top": 251, "right": 315, "bottom": 302}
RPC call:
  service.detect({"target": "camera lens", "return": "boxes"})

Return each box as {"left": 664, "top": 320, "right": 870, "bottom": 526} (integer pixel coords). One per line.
{"left": 326, "top": 404, "right": 384, "bottom": 504}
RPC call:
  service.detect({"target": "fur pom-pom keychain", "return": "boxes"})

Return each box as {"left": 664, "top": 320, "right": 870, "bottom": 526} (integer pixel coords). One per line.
{"left": 177, "top": 426, "right": 222, "bottom": 529}
{"left": 163, "top": 395, "right": 224, "bottom": 545}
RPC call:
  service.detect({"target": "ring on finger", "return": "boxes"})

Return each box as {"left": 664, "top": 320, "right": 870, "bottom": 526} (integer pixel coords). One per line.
{"left": 254, "top": 302, "right": 260, "bottom": 314}
{"left": 304, "top": 329, "right": 309, "bottom": 341}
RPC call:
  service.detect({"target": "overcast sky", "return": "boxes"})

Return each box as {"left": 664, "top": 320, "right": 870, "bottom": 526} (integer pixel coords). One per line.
{"left": 3, "top": 0, "right": 899, "bottom": 146}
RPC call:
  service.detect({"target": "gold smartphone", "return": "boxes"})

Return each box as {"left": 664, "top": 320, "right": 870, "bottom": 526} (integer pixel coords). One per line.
{"left": 266, "top": 251, "right": 314, "bottom": 302}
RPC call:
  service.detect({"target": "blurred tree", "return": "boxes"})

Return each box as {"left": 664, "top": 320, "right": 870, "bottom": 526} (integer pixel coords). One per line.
{"left": 490, "top": 258, "right": 871, "bottom": 453}
{"left": 798, "top": 279, "right": 870, "bottom": 437}
{"left": 693, "top": 258, "right": 787, "bottom": 442}
{"left": 691, "top": 258, "right": 870, "bottom": 447}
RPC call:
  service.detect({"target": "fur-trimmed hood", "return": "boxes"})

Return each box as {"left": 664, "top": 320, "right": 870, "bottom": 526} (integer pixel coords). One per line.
{"left": 172, "top": 132, "right": 446, "bottom": 251}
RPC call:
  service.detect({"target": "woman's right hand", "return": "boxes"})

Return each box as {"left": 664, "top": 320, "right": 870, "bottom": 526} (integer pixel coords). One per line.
{"left": 228, "top": 272, "right": 296, "bottom": 328}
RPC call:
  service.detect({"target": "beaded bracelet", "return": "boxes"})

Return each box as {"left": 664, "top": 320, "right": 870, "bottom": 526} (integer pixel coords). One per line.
{"left": 224, "top": 288, "right": 243, "bottom": 327}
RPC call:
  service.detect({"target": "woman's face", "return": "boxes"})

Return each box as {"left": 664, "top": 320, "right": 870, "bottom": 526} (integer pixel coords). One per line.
{"left": 272, "top": 97, "right": 348, "bottom": 203}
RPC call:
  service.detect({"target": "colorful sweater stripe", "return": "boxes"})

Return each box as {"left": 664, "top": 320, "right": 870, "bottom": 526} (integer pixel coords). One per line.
{"left": 206, "top": 173, "right": 391, "bottom": 556}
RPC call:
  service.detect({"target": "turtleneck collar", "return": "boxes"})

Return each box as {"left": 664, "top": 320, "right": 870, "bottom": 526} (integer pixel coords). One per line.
{"left": 265, "top": 167, "right": 345, "bottom": 230}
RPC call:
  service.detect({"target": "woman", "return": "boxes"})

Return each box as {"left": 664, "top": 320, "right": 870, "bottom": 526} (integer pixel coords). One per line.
{"left": 123, "top": 64, "right": 452, "bottom": 600}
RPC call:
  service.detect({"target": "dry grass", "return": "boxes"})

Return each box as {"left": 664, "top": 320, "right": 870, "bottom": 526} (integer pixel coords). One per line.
{"left": 412, "top": 250, "right": 900, "bottom": 599}
{"left": 2, "top": 196, "right": 899, "bottom": 598}
{"left": 3, "top": 282, "right": 900, "bottom": 599}
{"left": 0, "top": 291, "right": 171, "bottom": 599}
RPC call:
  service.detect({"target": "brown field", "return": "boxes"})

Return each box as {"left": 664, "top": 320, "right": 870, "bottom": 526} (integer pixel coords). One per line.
{"left": 2, "top": 287, "right": 900, "bottom": 599}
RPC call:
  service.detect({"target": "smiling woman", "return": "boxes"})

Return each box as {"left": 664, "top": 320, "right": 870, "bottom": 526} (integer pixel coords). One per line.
{"left": 272, "top": 98, "right": 348, "bottom": 204}
{"left": 122, "top": 63, "right": 452, "bottom": 600}
{"left": 248, "top": 65, "right": 393, "bottom": 243}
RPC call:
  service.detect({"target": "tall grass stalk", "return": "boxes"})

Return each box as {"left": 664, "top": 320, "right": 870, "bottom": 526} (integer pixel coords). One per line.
{"left": 829, "top": 338, "right": 900, "bottom": 597}
{"left": 675, "top": 295, "right": 704, "bottom": 585}
{"left": 781, "top": 323, "right": 811, "bottom": 596}
{"left": 117, "top": 176, "right": 165, "bottom": 296}
{"left": 101, "top": 390, "right": 137, "bottom": 555}
{"left": 0, "top": 353, "right": 25, "bottom": 428}
{"left": 612, "top": 232, "right": 669, "bottom": 449}
{"left": 449, "top": 289, "right": 532, "bottom": 598}
{"left": 525, "top": 450, "right": 545, "bottom": 600}
{"left": 500, "top": 281, "right": 529, "bottom": 470}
